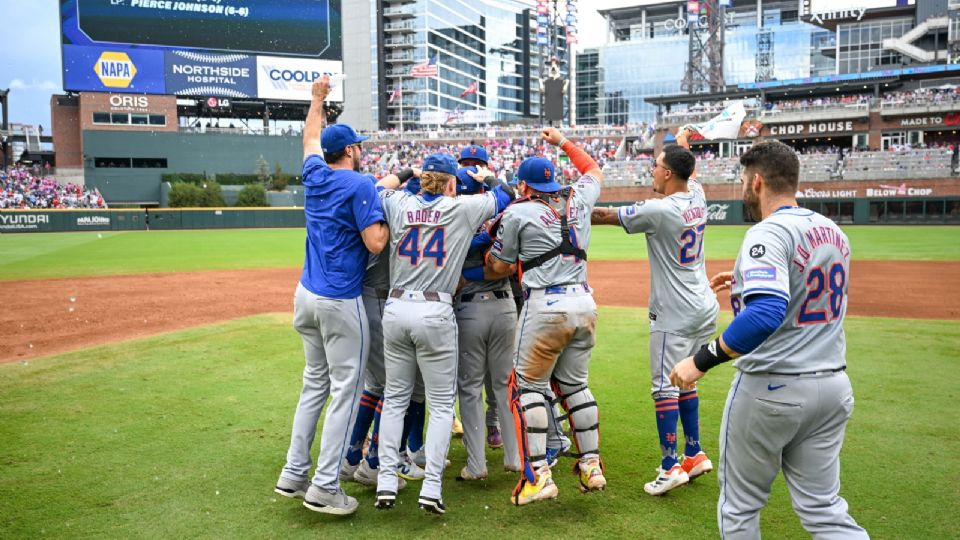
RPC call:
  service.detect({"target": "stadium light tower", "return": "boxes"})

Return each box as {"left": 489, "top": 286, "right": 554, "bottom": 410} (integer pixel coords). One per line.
{"left": 681, "top": 0, "right": 726, "bottom": 94}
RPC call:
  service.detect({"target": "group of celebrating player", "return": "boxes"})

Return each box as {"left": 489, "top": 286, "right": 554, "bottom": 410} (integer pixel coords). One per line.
{"left": 272, "top": 76, "right": 869, "bottom": 539}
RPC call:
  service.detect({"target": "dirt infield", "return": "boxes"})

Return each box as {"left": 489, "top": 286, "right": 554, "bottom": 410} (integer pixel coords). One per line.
{"left": 2, "top": 260, "right": 958, "bottom": 363}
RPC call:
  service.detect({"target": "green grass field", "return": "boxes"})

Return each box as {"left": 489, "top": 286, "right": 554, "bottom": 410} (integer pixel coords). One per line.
{"left": 1, "top": 225, "right": 958, "bottom": 281}
{"left": 2, "top": 226, "right": 959, "bottom": 538}
{"left": 2, "top": 309, "right": 958, "bottom": 538}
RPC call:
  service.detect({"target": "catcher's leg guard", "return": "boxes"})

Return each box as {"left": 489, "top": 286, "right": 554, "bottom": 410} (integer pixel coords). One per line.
{"left": 509, "top": 370, "right": 549, "bottom": 497}
{"left": 551, "top": 378, "right": 601, "bottom": 465}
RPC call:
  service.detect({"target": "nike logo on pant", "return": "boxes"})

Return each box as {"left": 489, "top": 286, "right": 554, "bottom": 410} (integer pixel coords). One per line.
{"left": 767, "top": 384, "right": 786, "bottom": 391}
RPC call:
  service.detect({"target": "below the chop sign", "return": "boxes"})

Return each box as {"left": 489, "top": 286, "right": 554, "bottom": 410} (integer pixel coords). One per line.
{"left": 769, "top": 121, "right": 855, "bottom": 136}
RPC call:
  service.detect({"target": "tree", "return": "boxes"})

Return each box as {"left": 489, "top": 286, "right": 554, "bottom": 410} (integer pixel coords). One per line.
{"left": 269, "top": 162, "right": 289, "bottom": 192}
{"left": 255, "top": 155, "right": 270, "bottom": 183}
{"left": 201, "top": 180, "right": 226, "bottom": 207}
{"left": 167, "top": 182, "right": 204, "bottom": 207}
{"left": 236, "top": 183, "right": 269, "bottom": 207}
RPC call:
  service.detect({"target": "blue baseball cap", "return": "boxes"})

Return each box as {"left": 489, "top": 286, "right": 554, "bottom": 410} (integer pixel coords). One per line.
{"left": 458, "top": 145, "right": 488, "bottom": 164}
{"left": 422, "top": 153, "right": 458, "bottom": 176}
{"left": 404, "top": 177, "right": 421, "bottom": 195}
{"left": 516, "top": 157, "right": 560, "bottom": 193}
{"left": 456, "top": 166, "right": 484, "bottom": 195}
{"left": 320, "top": 124, "right": 369, "bottom": 154}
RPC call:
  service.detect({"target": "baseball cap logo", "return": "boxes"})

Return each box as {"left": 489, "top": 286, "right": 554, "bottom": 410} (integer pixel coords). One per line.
{"left": 544, "top": 168, "right": 551, "bottom": 179}
{"left": 469, "top": 147, "right": 477, "bottom": 155}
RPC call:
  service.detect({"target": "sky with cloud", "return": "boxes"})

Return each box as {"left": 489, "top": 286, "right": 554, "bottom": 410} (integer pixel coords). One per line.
{"left": 0, "top": 0, "right": 901, "bottom": 129}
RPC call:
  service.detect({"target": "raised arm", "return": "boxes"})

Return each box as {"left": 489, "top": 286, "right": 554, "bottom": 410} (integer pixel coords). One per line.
{"left": 303, "top": 76, "right": 330, "bottom": 160}
{"left": 542, "top": 127, "right": 603, "bottom": 183}
{"left": 591, "top": 206, "right": 621, "bottom": 225}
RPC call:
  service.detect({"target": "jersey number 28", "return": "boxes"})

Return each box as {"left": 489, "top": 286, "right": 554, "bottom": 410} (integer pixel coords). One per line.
{"left": 798, "top": 263, "right": 846, "bottom": 325}
{"left": 398, "top": 227, "right": 446, "bottom": 266}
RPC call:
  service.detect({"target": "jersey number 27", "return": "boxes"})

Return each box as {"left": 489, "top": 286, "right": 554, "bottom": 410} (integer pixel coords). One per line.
{"left": 398, "top": 227, "right": 446, "bottom": 266}
{"left": 679, "top": 224, "right": 706, "bottom": 265}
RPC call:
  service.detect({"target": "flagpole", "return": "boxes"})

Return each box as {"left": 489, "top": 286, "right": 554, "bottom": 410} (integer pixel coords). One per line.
{"left": 475, "top": 73, "right": 480, "bottom": 130}
{"left": 436, "top": 55, "right": 441, "bottom": 132}
{"left": 399, "top": 75, "right": 404, "bottom": 145}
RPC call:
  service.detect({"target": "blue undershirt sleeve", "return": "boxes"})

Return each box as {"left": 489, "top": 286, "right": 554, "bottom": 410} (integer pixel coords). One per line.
{"left": 721, "top": 294, "right": 788, "bottom": 355}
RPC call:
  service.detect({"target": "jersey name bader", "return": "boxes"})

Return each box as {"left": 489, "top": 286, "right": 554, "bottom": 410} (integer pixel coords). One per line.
{"left": 406, "top": 209, "right": 443, "bottom": 225}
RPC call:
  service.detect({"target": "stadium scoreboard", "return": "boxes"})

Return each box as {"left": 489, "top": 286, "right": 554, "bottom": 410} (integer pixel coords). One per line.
{"left": 59, "top": 0, "right": 344, "bottom": 101}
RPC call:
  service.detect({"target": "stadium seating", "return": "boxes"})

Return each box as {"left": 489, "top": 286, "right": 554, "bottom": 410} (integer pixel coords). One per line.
{"left": 842, "top": 149, "right": 955, "bottom": 181}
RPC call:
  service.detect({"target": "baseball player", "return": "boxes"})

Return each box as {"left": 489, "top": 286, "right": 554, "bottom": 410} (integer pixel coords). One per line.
{"left": 483, "top": 128, "right": 605, "bottom": 506}
{"left": 670, "top": 141, "right": 868, "bottom": 539}
{"left": 274, "top": 76, "right": 389, "bottom": 515}
{"left": 455, "top": 165, "right": 521, "bottom": 479}
{"left": 457, "top": 145, "right": 505, "bottom": 449}
{"left": 374, "top": 154, "right": 512, "bottom": 514}
{"left": 591, "top": 140, "right": 719, "bottom": 495}
{"left": 340, "top": 169, "right": 427, "bottom": 487}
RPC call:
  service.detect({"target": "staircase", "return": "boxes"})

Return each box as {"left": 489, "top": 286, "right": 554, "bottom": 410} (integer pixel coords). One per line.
{"left": 882, "top": 16, "right": 949, "bottom": 63}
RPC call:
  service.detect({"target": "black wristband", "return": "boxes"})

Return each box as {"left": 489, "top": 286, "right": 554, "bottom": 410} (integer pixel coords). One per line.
{"left": 482, "top": 175, "right": 497, "bottom": 190}
{"left": 693, "top": 338, "right": 733, "bottom": 373}
{"left": 397, "top": 168, "right": 415, "bottom": 183}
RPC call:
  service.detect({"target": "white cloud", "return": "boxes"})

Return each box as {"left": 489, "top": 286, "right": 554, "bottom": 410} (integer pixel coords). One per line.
{"left": 7, "top": 78, "right": 59, "bottom": 91}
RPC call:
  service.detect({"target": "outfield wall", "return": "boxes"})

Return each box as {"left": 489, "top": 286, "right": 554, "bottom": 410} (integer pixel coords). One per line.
{"left": 3, "top": 198, "right": 959, "bottom": 233}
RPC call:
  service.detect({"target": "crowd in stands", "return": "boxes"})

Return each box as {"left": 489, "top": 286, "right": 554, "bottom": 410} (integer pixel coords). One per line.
{"left": 764, "top": 94, "right": 870, "bottom": 112}
{"left": 880, "top": 86, "right": 960, "bottom": 106}
{"left": 0, "top": 166, "right": 106, "bottom": 209}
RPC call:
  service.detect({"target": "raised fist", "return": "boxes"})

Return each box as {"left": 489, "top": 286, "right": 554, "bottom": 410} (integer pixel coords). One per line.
{"left": 541, "top": 127, "right": 564, "bottom": 146}
{"left": 312, "top": 75, "right": 331, "bottom": 102}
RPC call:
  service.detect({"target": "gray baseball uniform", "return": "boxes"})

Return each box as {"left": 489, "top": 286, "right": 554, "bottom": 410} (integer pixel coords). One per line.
{"left": 376, "top": 190, "right": 499, "bottom": 501}
{"left": 490, "top": 175, "right": 602, "bottom": 470}
{"left": 457, "top": 232, "right": 520, "bottom": 475}
{"left": 719, "top": 207, "right": 867, "bottom": 539}
{"left": 617, "top": 180, "right": 719, "bottom": 469}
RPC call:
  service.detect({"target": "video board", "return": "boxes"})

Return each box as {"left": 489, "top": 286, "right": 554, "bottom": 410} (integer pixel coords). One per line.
{"left": 60, "top": 0, "right": 344, "bottom": 101}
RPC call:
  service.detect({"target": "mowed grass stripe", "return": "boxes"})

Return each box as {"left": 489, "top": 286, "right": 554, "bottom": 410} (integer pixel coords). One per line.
{"left": 0, "top": 226, "right": 958, "bottom": 281}
{"left": 1, "top": 308, "right": 957, "bottom": 539}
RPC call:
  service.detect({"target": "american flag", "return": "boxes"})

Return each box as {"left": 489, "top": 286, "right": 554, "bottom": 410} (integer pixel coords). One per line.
{"left": 388, "top": 84, "right": 401, "bottom": 103}
{"left": 460, "top": 80, "right": 477, "bottom": 98}
{"left": 410, "top": 55, "right": 439, "bottom": 77}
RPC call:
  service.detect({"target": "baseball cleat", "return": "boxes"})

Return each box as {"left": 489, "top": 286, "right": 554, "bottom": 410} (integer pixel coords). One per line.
{"left": 452, "top": 417, "right": 464, "bottom": 436}
{"left": 644, "top": 464, "right": 689, "bottom": 496}
{"left": 408, "top": 447, "right": 451, "bottom": 469}
{"left": 353, "top": 458, "right": 379, "bottom": 486}
{"left": 303, "top": 486, "right": 358, "bottom": 515}
{"left": 681, "top": 452, "right": 713, "bottom": 480}
{"left": 512, "top": 466, "right": 559, "bottom": 506}
{"left": 577, "top": 458, "right": 607, "bottom": 492}
{"left": 274, "top": 476, "right": 309, "bottom": 499}
{"left": 487, "top": 426, "right": 503, "bottom": 449}
{"left": 418, "top": 496, "right": 446, "bottom": 515}
{"left": 339, "top": 458, "right": 360, "bottom": 482}
{"left": 398, "top": 453, "right": 426, "bottom": 481}
{"left": 456, "top": 466, "right": 488, "bottom": 481}
{"left": 374, "top": 490, "right": 397, "bottom": 510}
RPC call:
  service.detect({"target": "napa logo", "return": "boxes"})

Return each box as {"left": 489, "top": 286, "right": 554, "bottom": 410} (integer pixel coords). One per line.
{"left": 94, "top": 52, "right": 137, "bottom": 89}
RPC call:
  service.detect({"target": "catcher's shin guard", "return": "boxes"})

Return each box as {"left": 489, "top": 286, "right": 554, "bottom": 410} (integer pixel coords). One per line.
{"left": 509, "top": 370, "right": 549, "bottom": 497}
{"left": 552, "top": 378, "right": 601, "bottom": 462}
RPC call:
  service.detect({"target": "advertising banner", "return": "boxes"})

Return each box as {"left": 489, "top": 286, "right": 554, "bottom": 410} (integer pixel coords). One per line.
{"left": 256, "top": 57, "right": 344, "bottom": 102}
{"left": 62, "top": 44, "right": 165, "bottom": 93}
{"left": 164, "top": 51, "right": 257, "bottom": 98}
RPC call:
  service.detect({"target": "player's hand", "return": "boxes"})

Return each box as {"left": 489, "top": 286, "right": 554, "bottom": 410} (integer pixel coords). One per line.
{"left": 679, "top": 124, "right": 698, "bottom": 136}
{"left": 710, "top": 271, "right": 734, "bottom": 294}
{"left": 411, "top": 167, "right": 422, "bottom": 178}
{"left": 541, "top": 127, "right": 564, "bottom": 146}
{"left": 312, "top": 75, "right": 331, "bottom": 102}
{"left": 670, "top": 357, "right": 704, "bottom": 391}
{"left": 467, "top": 165, "right": 491, "bottom": 181}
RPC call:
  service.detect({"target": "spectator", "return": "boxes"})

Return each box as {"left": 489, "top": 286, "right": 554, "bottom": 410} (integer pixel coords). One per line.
{"left": 0, "top": 166, "right": 107, "bottom": 209}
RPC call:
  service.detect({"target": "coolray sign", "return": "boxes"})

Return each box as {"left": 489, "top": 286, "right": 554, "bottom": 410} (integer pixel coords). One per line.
{"left": 0, "top": 214, "right": 50, "bottom": 231}
{"left": 256, "top": 57, "right": 343, "bottom": 102}
{"left": 164, "top": 51, "right": 257, "bottom": 98}
{"left": 899, "top": 113, "right": 960, "bottom": 127}
{"left": 77, "top": 216, "right": 111, "bottom": 226}
{"left": 769, "top": 121, "right": 855, "bottom": 136}
{"left": 809, "top": 8, "right": 866, "bottom": 24}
